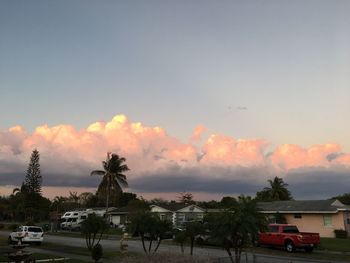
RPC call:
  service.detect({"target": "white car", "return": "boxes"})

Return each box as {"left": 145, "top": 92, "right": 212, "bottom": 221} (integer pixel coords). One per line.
{"left": 8, "top": 226, "right": 44, "bottom": 245}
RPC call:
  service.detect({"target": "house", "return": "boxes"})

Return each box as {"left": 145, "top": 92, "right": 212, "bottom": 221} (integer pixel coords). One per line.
{"left": 258, "top": 199, "right": 350, "bottom": 238}
{"left": 106, "top": 207, "right": 129, "bottom": 227}
{"left": 150, "top": 203, "right": 206, "bottom": 227}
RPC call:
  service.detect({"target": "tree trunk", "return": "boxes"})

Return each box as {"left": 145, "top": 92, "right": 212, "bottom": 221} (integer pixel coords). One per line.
{"left": 153, "top": 238, "right": 162, "bottom": 254}
{"left": 224, "top": 240, "right": 234, "bottom": 263}
{"left": 148, "top": 238, "right": 153, "bottom": 253}
{"left": 190, "top": 237, "right": 194, "bottom": 255}
{"left": 141, "top": 235, "right": 148, "bottom": 254}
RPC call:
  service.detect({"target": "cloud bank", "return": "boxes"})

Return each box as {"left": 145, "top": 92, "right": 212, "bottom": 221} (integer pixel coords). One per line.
{"left": 1, "top": 114, "right": 349, "bottom": 199}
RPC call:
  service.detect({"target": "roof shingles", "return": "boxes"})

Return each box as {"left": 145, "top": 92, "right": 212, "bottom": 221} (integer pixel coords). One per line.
{"left": 257, "top": 199, "right": 350, "bottom": 213}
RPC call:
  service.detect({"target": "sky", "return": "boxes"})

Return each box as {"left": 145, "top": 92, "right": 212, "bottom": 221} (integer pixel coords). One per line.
{"left": 0, "top": 0, "right": 349, "bottom": 200}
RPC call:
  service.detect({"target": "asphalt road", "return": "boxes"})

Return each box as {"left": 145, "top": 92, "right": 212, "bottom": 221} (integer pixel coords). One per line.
{"left": 0, "top": 231, "right": 346, "bottom": 263}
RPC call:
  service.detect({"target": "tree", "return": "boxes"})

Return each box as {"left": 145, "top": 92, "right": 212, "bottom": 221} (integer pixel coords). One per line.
{"left": 24, "top": 149, "right": 42, "bottom": 195}
{"left": 81, "top": 214, "right": 108, "bottom": 251}
{"left": 206, "top": 196, "right": 266, "bottom": 263}
{"left": 331, "top": 193, "right": 350, "bottom": 205}
{"left": 220, "top": 196, "right": 238, "bottom": 209}
{"left": 177, "top": 192, "right": 195, "bottom": 204}
{"left": 91, "top": 153, "right": 129, "bottom": 211}
{"left": 128, "top": 211, "right": 172, "bottom": 255}
{"left": 184, "top": 221, "right": 205, "bottom": 255}
{"left": 255, "top": 177, "right": 293, "bottom": 201}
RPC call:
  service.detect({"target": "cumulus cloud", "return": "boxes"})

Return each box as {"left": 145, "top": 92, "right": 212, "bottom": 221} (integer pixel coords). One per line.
{"left": 0, "top": 114, "right": 349, "bottom": 199}
{"left": 190, "top": 125, "right": 207, "bottom": 142}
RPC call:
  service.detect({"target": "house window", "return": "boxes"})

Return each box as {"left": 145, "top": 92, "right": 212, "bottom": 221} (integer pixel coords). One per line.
{"left": 196, "top": 213, "right": 204, "bottom": 220}
{"left": 177, "top": 213, "right": 185, "bottom": 222}
{"left": 294, "top": 213, "right": 302, "bottom": 219}
{"left": 323, "top": 215, "right": 332, "bottom": 227}
{"left": 160, "top": 214, "right": 166, "bottom": 220}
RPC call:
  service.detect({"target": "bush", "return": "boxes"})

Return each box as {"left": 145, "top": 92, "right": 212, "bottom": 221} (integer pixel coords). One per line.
{"left": 0, "top": 223, "right": 4, "bottom": 229}
{"left": 91, "top": 244, "right": 103, "bottom": 262}
{"left": 334, "top": 229, "right": 348, "bottom": 239}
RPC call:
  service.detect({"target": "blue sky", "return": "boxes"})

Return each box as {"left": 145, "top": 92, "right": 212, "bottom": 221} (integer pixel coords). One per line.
{"left": 0, "top": 1, "right": 350, "bottom": 199}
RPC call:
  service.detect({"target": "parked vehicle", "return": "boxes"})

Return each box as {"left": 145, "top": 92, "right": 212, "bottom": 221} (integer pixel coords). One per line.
{"left": 258, "top": 224, "right": 320, "bottom": 252}
{"left": 60, "top": 211, "right": 88, "bottom": 230}
{"left": 8, "top": 226, "right": 44, "bottom": 245}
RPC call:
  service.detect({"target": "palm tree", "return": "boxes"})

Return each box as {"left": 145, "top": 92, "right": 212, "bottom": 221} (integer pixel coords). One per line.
{"left": 206, "top": 196, "right": 266, "bottom": 263}
{"left": 263, "top": 176, "right": 293, "bottom": 201}
{"left": 91, "top": 153, "right": 129, "bottom": 211}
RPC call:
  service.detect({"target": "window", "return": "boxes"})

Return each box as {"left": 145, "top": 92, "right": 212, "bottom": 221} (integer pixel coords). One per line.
{"left": 294, "top": 213, "right": 302, "bottom": 219}
{"left": 196, "top": 213, "right": 204, "bottom": 220}
{"left": 28, "top": 227, "right": 43, "bottom": 233}
{"left": 347, "top": 218, "right": 350, "bottom": 225}
{"left": 268, "top": 226, "right": 278, "bottom": 233}
{"left": 160, "top": 214, "right": 166, "bottom": 220}
{"left": 283, "top": 226, "right": 299, "bottom": 233}
{"left": 323, "top": 215, "right": 332, "bottom": 227}
{"left": 177, "top": 213, "right": 185, "bottom": 222}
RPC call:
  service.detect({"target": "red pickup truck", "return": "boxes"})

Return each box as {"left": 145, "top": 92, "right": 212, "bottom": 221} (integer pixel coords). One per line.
{"left": 258, "top": 224, "right": 320, "bottom": 252}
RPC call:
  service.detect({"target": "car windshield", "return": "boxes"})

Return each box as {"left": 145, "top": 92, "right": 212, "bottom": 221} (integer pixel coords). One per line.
{"left": 28, "top": 227, "right": 43, "bottom": 233}
{"left": 283, "top": 226, "right": 299, "bottom": 233}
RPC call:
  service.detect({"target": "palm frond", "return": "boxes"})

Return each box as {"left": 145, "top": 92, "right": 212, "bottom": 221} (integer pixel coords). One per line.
{"left": 90, "top": 170, "right": 105, "bottom": 176}
{"left": 116, "top": 176, "right": 128, "bottom": 188}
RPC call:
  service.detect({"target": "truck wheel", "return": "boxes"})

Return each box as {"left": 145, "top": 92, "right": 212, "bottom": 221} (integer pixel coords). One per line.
{"left": 304, "top": 247, "right": 313, "bottom": 253}
{"left": 285, "top": 241, "right": 295, "bottom": 253}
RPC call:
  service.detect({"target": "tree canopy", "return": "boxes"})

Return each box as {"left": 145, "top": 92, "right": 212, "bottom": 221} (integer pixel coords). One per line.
{"left": 91, "top": 153, "right": 129, "bottom": 209}
{"left": 255, "top": 176, "right": 293, "bottom": 201}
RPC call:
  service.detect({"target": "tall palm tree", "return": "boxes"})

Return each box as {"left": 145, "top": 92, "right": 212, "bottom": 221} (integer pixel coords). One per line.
{"left": 263, "top": 176, "right": 293, "bottom": 201}
{"left": 91, "top": 153, "right": 129, "bottom": 211}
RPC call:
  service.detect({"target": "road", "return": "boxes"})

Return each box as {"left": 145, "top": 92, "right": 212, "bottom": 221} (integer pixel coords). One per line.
{"left": 0, "top": 231, "right": 346, "bottom": 263}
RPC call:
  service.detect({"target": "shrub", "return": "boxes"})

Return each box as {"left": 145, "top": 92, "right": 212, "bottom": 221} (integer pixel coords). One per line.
{"left": 91, "top": 244, "right": 103, "bottom": 262}
{"left": 334, "top": 229, "right": 348, "bottom": 239}
{"left": 0, "top": 223, "right": 4, "bottom": 229}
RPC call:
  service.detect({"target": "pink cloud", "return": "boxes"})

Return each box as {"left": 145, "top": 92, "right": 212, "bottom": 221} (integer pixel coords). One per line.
{"left": 269, "top": 143, "right": 348, "bottom": 170}
{"left": 201, "top": 134, "right": 268, "bottom": 167}
{"left": 190, "top": 125, "right": 207, "bottom": 141}
{"left": 0, "top": 113, "right": 349, "bottom": 196}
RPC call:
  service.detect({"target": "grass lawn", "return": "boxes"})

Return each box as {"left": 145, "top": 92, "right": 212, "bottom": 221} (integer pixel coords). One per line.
{"left": 318, "top": 237, "right": 350, "bottom": 252}
{"left": 41, "top": 240, "right": 138, "bottom": 261}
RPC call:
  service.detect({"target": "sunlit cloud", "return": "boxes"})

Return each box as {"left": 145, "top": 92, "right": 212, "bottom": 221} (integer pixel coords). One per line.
{"left": 0, "top": 114, "right": 349, "bottom": 199}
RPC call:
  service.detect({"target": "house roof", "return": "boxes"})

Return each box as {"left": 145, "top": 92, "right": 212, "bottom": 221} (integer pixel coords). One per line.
{"left": 106, "top": 207, "right": 129, "bottom": 215}
{"left": 152, "top": 203, "right": 204, "bottom": 212}
{"left": 257, "top": 199, "right": 350, "bottom": 214}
